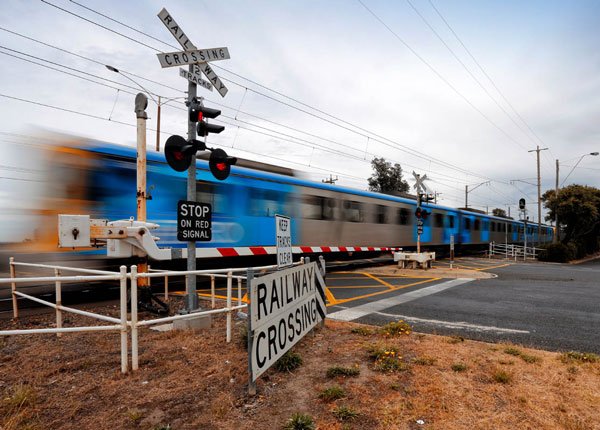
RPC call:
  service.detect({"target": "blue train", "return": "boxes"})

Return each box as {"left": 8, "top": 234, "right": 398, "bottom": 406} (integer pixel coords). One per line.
{"left": 13, "top": 137, "right": 553, "bottom": 261}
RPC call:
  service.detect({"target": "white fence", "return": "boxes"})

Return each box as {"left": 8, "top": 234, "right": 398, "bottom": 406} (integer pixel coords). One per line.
{"left": 488, "top": 242, "right": 543, "bottom": 261}
{"left": 0, "top": 258, "right": 302, "bottom": 373}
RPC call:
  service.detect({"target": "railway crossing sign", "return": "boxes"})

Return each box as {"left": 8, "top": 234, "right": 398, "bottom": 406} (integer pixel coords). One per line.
{"left": 157, "top": 7, "right": 229, "bottom": 97}
{"left": 412, "top": 171, "right": 431, "bottom": 197}
{"left": 179, "top": 67, "right": 212, "bottom": 91}
{"left": 177, "top": 200, "right": 211, "bottom": 241}
{"left": 248, "top": 262, "right": 326, "bottom": 382}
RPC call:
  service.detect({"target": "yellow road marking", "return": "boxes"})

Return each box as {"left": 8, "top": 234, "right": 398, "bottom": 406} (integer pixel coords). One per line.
{"left": 331, "top": 277, "right": 440, "bottom": 306}
{"left": 361, "top": 272, "right": 396, "bottom": 289}
{"left": 324, "top": 287, "right": 338, "bottom": 306}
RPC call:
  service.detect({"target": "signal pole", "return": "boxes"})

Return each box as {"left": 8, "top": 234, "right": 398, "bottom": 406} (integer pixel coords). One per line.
{"left": 134, "top": 93, "right": 149, "bottom": 288}
{"left": 554, "top": 159, "right": 559, "bottom": 243}
{"left": 186, "top": 68, "right": 198, "bottom": 312}
{"left": 322, "top": 174, "right": 338, "bottom": 184}
{"left": 528, "top": 145, "right": 548, "bottom": 244}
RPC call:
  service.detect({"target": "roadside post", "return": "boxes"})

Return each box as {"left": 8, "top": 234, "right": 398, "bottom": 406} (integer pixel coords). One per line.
{"left": 450, "top": 235, "right": 454, "bottom": 269}
{"left": 134, "top": 93, "right": 149, "bottom": 289}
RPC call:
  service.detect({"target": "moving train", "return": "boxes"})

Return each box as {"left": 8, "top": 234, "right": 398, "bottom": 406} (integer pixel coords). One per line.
{"left": 3, "top": 135, "right": 553, "bottom": 266}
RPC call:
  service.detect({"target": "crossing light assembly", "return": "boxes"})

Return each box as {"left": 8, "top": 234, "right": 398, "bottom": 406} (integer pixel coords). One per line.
{"left": 188, "top": 98, "right": 225, "bottom": 137}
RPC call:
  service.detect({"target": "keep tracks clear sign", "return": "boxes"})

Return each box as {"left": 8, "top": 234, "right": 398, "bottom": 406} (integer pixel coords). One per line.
{"left": 249, "top": 261, "right": 326, "bottom": 381}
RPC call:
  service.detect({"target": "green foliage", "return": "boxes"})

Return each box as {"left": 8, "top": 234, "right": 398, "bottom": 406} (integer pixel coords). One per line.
{"left": 538, "top": 243, "right": 575, "bottom": 262}
{"left": 560, "top": 351, "right": 600, "bottom": 364}
{"left": 380, "top": 320, "right": 412, "bottom": 336}
{"left": 492, "top": 369, "right": 512, "bottom": 384}
{"left": 368, "top": 157, "right": 410, "bottom": 195}
{"left": 413, "top": 356, "right": 436, "bottom": 366}
{"left": 492, "top": 208, "right": 507, "bottom": 218}
{"left": 319, "top": 385, "right": 346, "bottom": 402}
{"left": 451, "top": 363, "right": 468, "bottom": 372}
{"left": 503, "top": 347, "right": 521, "bottom": 356}
{"left": 275, "top": 351, "right": 303, "bottom": 372}
{"left": 367, "top": 344, "right": 408, "bottom": 372}
{"left": 283, "top": 413, "right": 316, "bottom": 430}
{"left": 326, "top": 365, "right": 361, "bottom": 378}
{"left": 332, "top": 406, "right": 360, "bottom": 422}
{"left": 542, "top": 184, "right": 600, "bottom": 257}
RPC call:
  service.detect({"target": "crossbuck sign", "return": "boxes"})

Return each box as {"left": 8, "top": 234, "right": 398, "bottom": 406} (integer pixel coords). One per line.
{"left": 249, "top": 262, "right": 326, "bottom": 381}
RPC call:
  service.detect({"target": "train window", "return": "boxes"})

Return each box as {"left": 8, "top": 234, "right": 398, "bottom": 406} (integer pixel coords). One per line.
{"left": 343, "top": 200, "right": 364, "bottom": 223}
{"left": 197, "top": 181, "right": 215, "bottom": 209}
{"left": 249, "top": 188, "right": 280, "bottom": 217}
{"left": 376, "top": 205, "right": 388, "bottom": 224}
{"left": 464, "top": 218, "right": 471, "bottom": 230}
{"left": 448, "top": 215, "right": 455, "bottom": 228}
{"left": 508, "top": 224, "right": 512, "bottom": 233}
{"left": 397, "top": 208, "right": 410, "bottom": 225}
{"left": 434, "top": 213, "right": 444, "bottom": 228}
{"left": 491, "top": 222, "right": 496, "bottom": 232}
{"left": 474, "top": 219, "right": 481, "bottom": 231}
{"left": 301, "top": 195, "right": 335, "bottom": 220}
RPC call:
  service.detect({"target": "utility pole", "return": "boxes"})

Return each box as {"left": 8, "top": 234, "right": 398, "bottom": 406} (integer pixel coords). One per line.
{"left": 156, "top": 95, "right": 162, "bottom": 152}
{"left": 465, "top": 181, "right": 489, "bottom": 209}
{"left": 554, "top": 159, "right": 559, "bottom": 243}
{"left": 322, "top": 174, "right": 338, "bottom": 184}
{"left": 134, "top": 93, "right": 148, "bottom": 288}
{"left": 528, "top": 145, "right": 548, "bottom": 244}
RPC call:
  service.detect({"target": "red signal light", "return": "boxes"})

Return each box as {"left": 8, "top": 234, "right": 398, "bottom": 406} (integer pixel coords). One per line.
{"left": 197, "top": 111, "right": 203, "bottom": 122}
{"left": 174, "top": 151, "right": 184, "bottom": 161}
{"left": 216, "top": 162, "right": 226, "bottom": 171}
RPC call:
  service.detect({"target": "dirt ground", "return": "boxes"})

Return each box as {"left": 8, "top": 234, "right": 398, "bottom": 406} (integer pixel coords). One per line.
{"left": 1, "top": 291, "right": 599, "bottom": 430}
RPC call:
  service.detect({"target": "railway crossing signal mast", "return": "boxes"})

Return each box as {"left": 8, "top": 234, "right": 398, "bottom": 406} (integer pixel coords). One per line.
{"left": 413, "top": 172, "right": 431, "bottom": 253}
{"left": 156, "top": 7, "right": 233, "bottom": 312}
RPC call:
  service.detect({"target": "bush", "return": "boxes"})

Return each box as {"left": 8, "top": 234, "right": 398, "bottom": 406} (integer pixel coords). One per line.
{"left": 332, "top": 406, "right": 360, "bottom": 422}
{"left": 560, "top": 351, "right": 600, "bottom": 364}
{"left": 319, "top": 385, "right": 346, "bottom": 402}
{"left": 380, "top": 320, "right": 412, "bottom": 336}
{"left": 283, "top": 413, "right": 315, "bottom": 430}
{"left": 275, "top": 351, "right": 303, "bottom": 372}
{"left": 492, "top": 369, "right": 512, "bottom": 384}
{"left": 538, "top": 243, "right": 575, "bottom": 262}
{"left": 451, "top": 363, "right": 467, "bottom": 372}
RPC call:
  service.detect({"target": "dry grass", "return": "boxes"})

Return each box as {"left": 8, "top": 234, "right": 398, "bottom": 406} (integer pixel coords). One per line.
{"left": 1, "top": 306, "right": 600, "bottom": 429}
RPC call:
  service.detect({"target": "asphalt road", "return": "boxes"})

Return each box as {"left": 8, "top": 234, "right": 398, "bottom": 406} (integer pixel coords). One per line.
{"left": 328, "top": 259, "right": 600, "bottom": 354}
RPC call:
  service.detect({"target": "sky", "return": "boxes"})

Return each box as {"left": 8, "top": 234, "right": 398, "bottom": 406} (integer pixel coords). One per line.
{"left": 1, "top": 0, "right": 600, "bottom": 240}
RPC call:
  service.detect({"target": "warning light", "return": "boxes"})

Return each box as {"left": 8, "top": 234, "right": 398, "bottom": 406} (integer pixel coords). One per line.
{"left": 209, "top": 148, "right": 237, "bottom": 180}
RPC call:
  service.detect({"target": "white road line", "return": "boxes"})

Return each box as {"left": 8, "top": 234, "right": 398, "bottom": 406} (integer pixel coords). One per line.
{"left": 328, "top": 278, "right": 474, "bottom": 322}
{"left": 375, "top": 312, "right": 530, "bottom": 334}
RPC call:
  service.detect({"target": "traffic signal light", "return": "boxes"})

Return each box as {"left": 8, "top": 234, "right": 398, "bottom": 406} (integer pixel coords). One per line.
{"left": 421, "top": 209, "right": 429, "bottom": 220}
{"left": 209, "top": 148, "right": 237, "bottom": 181}
{"left": 188, "top": 98, "right": 225, "bottom": 137}
{"left": 415, "top": 207, "right": 422, "bottom": 219}
{"left": 165, "top": 135, "right": 205, "bottom": 172}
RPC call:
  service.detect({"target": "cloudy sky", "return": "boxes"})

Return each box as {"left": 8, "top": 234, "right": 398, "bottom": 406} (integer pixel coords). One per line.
{"left": 1, "top": 0, "right": 600, "bottom": 240}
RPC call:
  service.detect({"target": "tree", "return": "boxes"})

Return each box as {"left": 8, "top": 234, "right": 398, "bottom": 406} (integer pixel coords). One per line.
{"left": 492, "top": 208, "right": 507, "bottom": 218}
{"left": 542, "top": 184, "right": 600, "bottom": 257}
{"left": 368, "top": 157, "right": 409, "bottom": 195}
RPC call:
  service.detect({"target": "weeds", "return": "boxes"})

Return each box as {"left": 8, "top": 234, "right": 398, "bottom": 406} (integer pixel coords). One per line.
{"left": 350, "top": 326, "right": 373, "bottom": 336}
{"left": 275, "top": 351, "right": 303, "bottom": 372}
{"left": 319, "top": 385, "right": 346, "bottom": 402}
{"left": 451, "top": 363, "right": 467, "bottom": 372}
{"left": 283, "top": 412, "right": 316, "bottom": 430}
{"left": 504, "top": 347, "right": 521, "bottom": 356}
{"left": 413, "top": 356, "right": 436, "bottom": 366}
{"left": 3, "top": 384, "right": 35, "bottom": 409}
{"left": 380, "top": 320, "right": 412, "bottom": 336}
{"left": 520, "top": 353, "right": 541, "bottom": 364}
{"left": 560, "top": 351, "right": 599, "bottom": 364}
{"left": 126, "top": 408, "right": 143, "bottom": 422}
{"left": 447, "top": 335, "right": 464, "bottom": 344}
{"left": 367, "top": 344, "right": 408, "bottom": 372}
{"left": 332, "top": 405, "right": 360, "bottom": 422}
{"left": 492, "top": 369, "right": 512, "bottom": 384}
{"left": 326, "top": 365, "right": 360, "bottom": 378}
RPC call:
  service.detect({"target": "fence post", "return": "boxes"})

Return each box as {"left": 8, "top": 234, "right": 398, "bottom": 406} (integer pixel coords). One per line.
{"left": 246, "top": 268, "right": 256, "bottom": 396}
{"left": 226, "top": 271, "right": 232, "bottom": 343}
{"left": 164, "top": 275, "right": 169, "bottom": 302}
{"left": 9, "top": 257, "right": 18, "bottom": 319}
{"left": 237, "top": 277, "right": 242, "bottom": 309}
{"left": 211, "top": 275, "right": 215, "bottom": 309}
{"left": 119, "top": 265, "right": 128, "bottom": 374}
{"left": 131, "top": 265, "right": 139, "bottom": 371}
{"left": 54, "top": 268, "right": 62, "bottom": 338}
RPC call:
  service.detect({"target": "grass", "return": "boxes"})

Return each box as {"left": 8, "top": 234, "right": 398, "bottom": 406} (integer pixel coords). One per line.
{"left": 504, "top": 347, "right": 521, "bottom": 356}
{"left": 413, "top": 356, "right": 436, "bottom": 366}
{"left": 451, "top": 363, "right": 468, "bottom": 372}
{"left": 275, "top": 351, "right": 303, "bottom": 372}
{"left": 326, "top": 365, "right": 360, "bottom": 378}
{"left": 126, "top": 408, "right": 143, "bottom": 422}
{"left": 503, "top": 346, "right": 541, "bottom": 364}
{"left": 319, "top": 385, "right": 346, "bottom": 402}
{"left": 332, "top": 405, "right": 360, "bottom": 422}
{"left": 367, "top": 344, "right": 409, "bottom": 372}
{"left": 380, "top": 320, "right": 412, "bottom": 336}
{"left": 560, "top": 351, "right": 600, "bottom": 364}
{"left": 350, "top": 326, "right": 373, "bottom": 336}
{"left": 3, "top": 384, "right": 36, "bottom": 409}
{"left": 447, "top": 335, "right": 465, "bottom": 344}
{"left": 283, "top": 413, "right": 315, "bottom": 430}
{"left": 492, "top": 369, "right": 512, "bottom": 384}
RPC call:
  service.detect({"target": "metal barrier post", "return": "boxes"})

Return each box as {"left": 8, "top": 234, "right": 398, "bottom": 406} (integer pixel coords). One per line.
{"left": 54, "top": 268, "right": 62, "bottom": 338}
{"left": 131, "top": 265, "right": 139, "bottom": 371}
{"left": 9, "top": 257, "right": 18, "bottom": 319}
{"left": 226, "top": 271, "right": 232, "bottom": 343}
{"left": 164, "top": 275, "right": 169, "bottom": 302}
{"left": 237, "top": 277, "right": 242, "bottom": 308}
{"left": 211, "top": 275, "right": 216, "bottom": 309}
{"left": 119, "top": 265, "right": 128, "bottom": 374}
{"left": 247, "top": 268, "right": 256, "bottom": 396}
